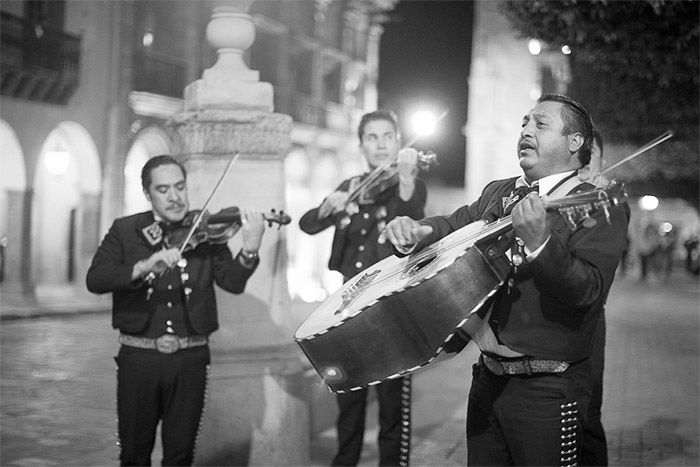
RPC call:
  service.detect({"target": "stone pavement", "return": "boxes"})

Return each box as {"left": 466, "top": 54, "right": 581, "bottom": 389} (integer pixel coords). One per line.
{"left": 1, "top": 269, "right": 698, "bottom": 466}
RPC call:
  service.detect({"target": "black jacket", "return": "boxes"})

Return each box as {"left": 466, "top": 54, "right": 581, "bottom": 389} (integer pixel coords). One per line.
{"left": 415, "top": 176, "right": 629, "bottom": 361}
{"left": 299, "top": 176, "right": 426, "bottom": 279}
{"left": 86, "top": 211, "right": 257, "bottom": 335}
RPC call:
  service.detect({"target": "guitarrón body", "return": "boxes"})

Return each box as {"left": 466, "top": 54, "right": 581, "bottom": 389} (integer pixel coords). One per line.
{"left": 294, "top": 219, "right": 512, "bottom": 393}
{"left": 295, "top": 183, "right": 625, "bottom": 393}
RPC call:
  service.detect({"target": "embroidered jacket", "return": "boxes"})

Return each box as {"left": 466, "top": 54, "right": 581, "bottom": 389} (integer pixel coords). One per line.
{"left": 86, "top": 211, "right": 257, "bottom": 335}
{"left": 299, "top": 176, "right": 426, "bottom": 279}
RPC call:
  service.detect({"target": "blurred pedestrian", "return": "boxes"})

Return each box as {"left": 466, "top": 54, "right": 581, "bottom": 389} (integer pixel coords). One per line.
{"left": 86, "top": 155, "right": 266, "bottom": 466}
{"left": 638, "top": 221, "right": 660, "bottom": 281}
{"left": 383, "top": 94, "right": 629, "bottom": 466}
{"left": 299, "top": 110, "right": 426, "bottom": 466}
{"left": 684, "top": 234, "right": 699, "bottom": 275}
{"left": 658, "top": 223, "right": 677, "bottom": 280}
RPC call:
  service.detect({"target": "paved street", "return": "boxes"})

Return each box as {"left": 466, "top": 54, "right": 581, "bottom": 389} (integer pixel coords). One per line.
{"left": 1, "top": 270, "right": 698, "bottom": 466}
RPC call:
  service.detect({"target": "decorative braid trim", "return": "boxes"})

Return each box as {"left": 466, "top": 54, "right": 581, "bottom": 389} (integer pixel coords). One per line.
{"left": 192, "top": 364, "right": 211, "bottom": 462}
{"left": 399, "top": 376, "right": 412, "bottom": 467}
{"left": 559, "top": 400, "right": 578, "bottom": 466}
{"left": 115, "top": 361, "right": 121, "bottom": 456}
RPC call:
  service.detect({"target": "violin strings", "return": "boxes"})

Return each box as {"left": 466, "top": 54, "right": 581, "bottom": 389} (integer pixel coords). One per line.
{"left": 347, "top": 158, "right": 397, "bottom": 203}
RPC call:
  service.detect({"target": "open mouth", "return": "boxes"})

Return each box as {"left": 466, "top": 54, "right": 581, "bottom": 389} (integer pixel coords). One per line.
{"left": 518, "top": 141, "right": 535, "bottom": 156}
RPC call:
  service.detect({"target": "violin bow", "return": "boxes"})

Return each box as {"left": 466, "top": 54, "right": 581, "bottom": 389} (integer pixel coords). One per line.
{"left": 177, "top": 152, "right": 240, "bottom": 255}
{"left": 346, "top": 109, "right": 450, "bottom": 204}
{"left": 600, "top": 130, "right": 673, "bottom": 176}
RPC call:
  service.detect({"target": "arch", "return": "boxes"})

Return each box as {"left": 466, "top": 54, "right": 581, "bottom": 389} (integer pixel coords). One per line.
{"left": 123, "top": 126, "right": 173, "bottom": 215}
{"left": 0, "top": 120, "right": 27, "bottom": 284}
{"left": 31, "top": 122, "right": 101, "bottom": 286}
{"left": 0, "top": 120, "right": 27, "bottom": 191}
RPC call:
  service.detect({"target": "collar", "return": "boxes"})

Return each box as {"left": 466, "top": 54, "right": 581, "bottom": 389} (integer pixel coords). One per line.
{"left": 515, "top": 170, "right": 577, "bottom": 196}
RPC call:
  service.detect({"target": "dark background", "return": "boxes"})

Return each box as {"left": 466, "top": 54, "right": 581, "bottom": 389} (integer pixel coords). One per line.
{"left": 378, "top": 0, "right": 474, "bottom": 187}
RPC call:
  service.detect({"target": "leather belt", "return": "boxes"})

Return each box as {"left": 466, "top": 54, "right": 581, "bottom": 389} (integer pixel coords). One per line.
{"left": 119, "top": 333, "right": 208, "bottom": 354}
{"left": 482, "top": 353, "right": 569, "bottom": 376}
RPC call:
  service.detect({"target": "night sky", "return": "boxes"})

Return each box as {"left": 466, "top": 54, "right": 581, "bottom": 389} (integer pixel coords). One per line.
{"left": 378, "top": 0, "right": 474, "bottom": 187}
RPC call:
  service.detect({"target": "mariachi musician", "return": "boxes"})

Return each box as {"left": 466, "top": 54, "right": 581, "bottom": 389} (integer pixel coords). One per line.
{"left": 299, "top": 110, "right": 427, "bottom": 467}
{"left": 86, "top": 155, "right": 266, "bottom": 466}
{"left": 383, "top": 95, "right": 629, "bottom": 466}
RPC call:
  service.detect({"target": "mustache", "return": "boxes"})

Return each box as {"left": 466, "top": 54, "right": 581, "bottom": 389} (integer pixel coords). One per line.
{"left": 166, "top": 203, "right": 186, "bottom": 210}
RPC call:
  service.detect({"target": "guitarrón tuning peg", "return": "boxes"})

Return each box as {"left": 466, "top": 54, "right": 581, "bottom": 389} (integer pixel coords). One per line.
{"left": 576, "top": 205, "right": 597, "bottom": 228}
{"left": 560, "top": 207, "right": 577, "bottom": 230}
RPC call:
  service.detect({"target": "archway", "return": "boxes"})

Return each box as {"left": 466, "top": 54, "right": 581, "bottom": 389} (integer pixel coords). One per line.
{"left": 123, "top": 126, "right": 172, "bottom": 215}
{"left": 0, "top": 120, "right": 27, "bottom": 286}
{"left": 31, "top": 122, "right": 101, "bottom": 287}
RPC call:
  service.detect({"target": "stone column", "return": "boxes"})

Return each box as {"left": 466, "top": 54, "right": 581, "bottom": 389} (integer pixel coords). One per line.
{"left": 168, "top": 1, "right": 309, "bottom": 465}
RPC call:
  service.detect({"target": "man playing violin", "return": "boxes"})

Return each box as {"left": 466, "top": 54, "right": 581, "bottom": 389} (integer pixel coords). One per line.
{"left": 299, "top": 110, "right": 427, "bottom": 466}
{"left": 383, "top": 94, "right": 629, "bottom": 466}
{"left": 86, "top": 154, "right": 266, "bottom": 466}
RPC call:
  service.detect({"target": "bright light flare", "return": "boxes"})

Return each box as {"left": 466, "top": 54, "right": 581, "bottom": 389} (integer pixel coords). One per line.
{"left": 528, "top": 38, "right": 542, "bottom": 55}
{"left": 561, "top": 44, "right": 572, "bottom": 55}
{"left": 142, "top": 32, "right": 154, "bottom": 48}
{"left": 639, "top": 195, "right": 659, "bottom": 211}
{"left": 410, "top": 110, "right": 439, "bottom": 138}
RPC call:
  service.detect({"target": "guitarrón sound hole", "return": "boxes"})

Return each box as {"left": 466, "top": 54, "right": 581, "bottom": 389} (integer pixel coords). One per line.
{"left": 402, "top": 253, "right": 437, "bottom": 278}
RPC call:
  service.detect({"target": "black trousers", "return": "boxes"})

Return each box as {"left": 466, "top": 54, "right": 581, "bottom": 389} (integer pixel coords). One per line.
{"left": 115, "top": 345, "right": 210, "bottom": 466}
{"left": 467, "top": 358, "right": 592, "bottom": 466}
{"left": 580, "top": 316, "right": 608, "bottom": 466}
{"left": 332, "top": 376, "right": 411, "bottom": 467}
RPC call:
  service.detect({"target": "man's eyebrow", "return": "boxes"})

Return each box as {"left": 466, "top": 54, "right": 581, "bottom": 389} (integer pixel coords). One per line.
{"left": 532, "top": 112, "right": 553, "bottom": 121}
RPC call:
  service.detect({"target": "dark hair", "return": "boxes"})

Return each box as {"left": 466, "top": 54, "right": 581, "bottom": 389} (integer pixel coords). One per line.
{"left": 358, "top": 110, "right": 399, "bottom": 142}
{"left": 141, "top": 155, "right": 187, "bottom": 191}
{"left": 537, "top": 93, "right": 594, "bottom": 166}
{"left": 593, "top": 128, "right": 604, "bottom": 159}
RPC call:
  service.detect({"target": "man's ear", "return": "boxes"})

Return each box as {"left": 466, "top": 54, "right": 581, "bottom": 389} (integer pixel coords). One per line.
{"left": 568, "top": 133, "right": 584, "bottom": 153}
{"left": 143, "top": 188, "right": 152, "bottom": 202}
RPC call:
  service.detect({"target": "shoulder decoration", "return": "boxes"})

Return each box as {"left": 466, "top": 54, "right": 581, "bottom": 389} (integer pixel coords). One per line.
{"left": 141, "top": 221, "right": 163, "bottom": 246}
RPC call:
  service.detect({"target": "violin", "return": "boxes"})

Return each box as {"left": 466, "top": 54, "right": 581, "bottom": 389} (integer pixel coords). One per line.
{"left": 348, "top": 151, "right": 439, "bottom": 206}
{"left": 164, "top": 206, "right": 291, "bottom": 253}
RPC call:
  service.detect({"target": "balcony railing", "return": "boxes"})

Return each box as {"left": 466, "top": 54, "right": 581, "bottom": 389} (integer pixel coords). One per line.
{"left": 0, "top": 11, "right": 81, "bottom": 104}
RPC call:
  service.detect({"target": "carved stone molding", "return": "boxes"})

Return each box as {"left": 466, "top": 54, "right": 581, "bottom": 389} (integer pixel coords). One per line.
{"left": 168, "top": 109, "right": 292, "bottom": 160}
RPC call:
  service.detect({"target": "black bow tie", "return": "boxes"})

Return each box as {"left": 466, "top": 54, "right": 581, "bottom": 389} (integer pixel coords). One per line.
{"left": 504, "top": 184, "right": 537, "bottom": 215}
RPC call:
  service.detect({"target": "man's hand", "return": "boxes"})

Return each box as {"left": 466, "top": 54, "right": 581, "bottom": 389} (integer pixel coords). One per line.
{"left": 397, "top": 148, "right": 419, "bottom": 182}
{"left": 318, "top": 191, "right": 350, "bottom": 219}
{"left": 132, "top": 247, "right": 182, "bottom": 280}
{"left": 397, "top": 148, "right": 419, "bottom": 201}
{"left": 240, "top": 207, "right": 266, "bottom": 253}
{"left": 382, "top": 216, "right": 433, "bottom": 253}
{"left": 511, "top": 193, "right": 551, "bottom": 252}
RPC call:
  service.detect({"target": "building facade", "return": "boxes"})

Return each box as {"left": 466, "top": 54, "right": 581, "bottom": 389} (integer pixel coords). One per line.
{"left": 0, "top": 0, "right": 397, "bottom": 302}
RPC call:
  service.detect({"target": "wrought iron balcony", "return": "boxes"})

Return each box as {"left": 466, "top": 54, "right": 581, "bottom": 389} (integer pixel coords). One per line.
{"left": 0, "top": 11, "right": 81, "bottom": 105}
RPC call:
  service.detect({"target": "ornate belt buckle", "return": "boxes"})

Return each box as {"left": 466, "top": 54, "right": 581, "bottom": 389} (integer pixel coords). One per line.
{"left": 155, "top": 334, "right": 180, "bottom": 354}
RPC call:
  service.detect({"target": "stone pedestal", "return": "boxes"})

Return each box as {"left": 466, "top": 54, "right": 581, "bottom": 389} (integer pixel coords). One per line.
{"left": 167, "top": 2, "right": 310, "bottom": 465}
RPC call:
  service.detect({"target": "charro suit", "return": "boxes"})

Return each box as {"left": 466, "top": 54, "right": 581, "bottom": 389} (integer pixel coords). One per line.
{"left": 414, "top": 173, "right": 629, "bottom": 465}
{"left": 86, "top": 211, "right": 257, "bottom": 465}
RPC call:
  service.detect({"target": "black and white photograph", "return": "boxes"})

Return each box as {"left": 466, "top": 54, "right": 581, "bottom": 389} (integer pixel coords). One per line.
{"left": 1, "top": 0, "right": 698, "bottom": 466}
